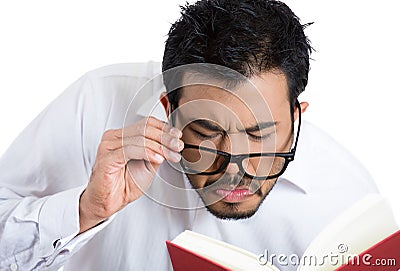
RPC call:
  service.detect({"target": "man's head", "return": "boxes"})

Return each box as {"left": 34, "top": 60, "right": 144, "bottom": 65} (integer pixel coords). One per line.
{"left": 159, "top": 0, "right": 312, "bottom": 219}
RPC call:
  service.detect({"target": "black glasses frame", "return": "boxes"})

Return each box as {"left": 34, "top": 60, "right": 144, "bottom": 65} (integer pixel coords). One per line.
{"left": 178, "top": 100, "right": 302, "bottom": 180}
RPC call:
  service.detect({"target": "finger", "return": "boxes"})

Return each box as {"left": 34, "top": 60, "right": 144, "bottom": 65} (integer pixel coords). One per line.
{"left": 101, "top": 145, "right": 165, "bottom": 171}
{"left": 100, "top": 132, "right": 184, "bottom": 160}
{"left": 100, "top": 117, "right": 171, "bottom": 141}
{"left": 119, "top": 142, "right": 181, "bottom": 165}
{"left": 120, "top": 136, "right": 182, "bottom": 162}
{"left": 102, "top": 125, "right": 184, "bottom": 153}
{"left": 124, "top": 138, "right": 182, "bottom": 163}
{"left": 124, "top": 117, "right": 182, "bottom": 138}
{"left": 135, "top": 125, "right": 184, "bottom": 152}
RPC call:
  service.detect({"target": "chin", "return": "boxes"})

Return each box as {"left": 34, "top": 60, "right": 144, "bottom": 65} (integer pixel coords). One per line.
{"left": 187, "top": 174, "right": 278, "bottom": 220}
{"left": 205, "top": 200, "right": 262, "bottom": 220}
{"left": 201, "top": 186, "right": 273, "bottom": 220}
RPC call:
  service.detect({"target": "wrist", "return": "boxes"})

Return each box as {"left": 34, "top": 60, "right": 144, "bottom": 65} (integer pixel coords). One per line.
{"left": 78, "top": 190, "right": 106, "bottom": 233}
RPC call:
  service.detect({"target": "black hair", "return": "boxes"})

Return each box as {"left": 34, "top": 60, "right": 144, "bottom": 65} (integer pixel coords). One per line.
{"left": 162, "top": 0, "right": 313, "bottom": 115}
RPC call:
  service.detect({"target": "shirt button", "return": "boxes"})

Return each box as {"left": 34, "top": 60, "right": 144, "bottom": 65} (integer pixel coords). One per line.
{"left": 53, "top": 239, "right": 60, "bottom": 249}
{"left": 9, "top": 263, "right": 18, "bottom": 271}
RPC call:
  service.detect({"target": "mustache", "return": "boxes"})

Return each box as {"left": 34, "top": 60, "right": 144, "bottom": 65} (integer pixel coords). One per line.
{"left": 202, "top": 173, "right": 264, "bottom": 194}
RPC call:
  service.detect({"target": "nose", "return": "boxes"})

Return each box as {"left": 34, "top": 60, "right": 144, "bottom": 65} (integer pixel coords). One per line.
{"left": 221, "top": 133, "right": 252, "bottom": 175}
{"left": 224, "top": 160, "right": 241, "bottom": 175}
{"left": 224, "top": 154, "right": 256, "bottom": 177}
{"left": 222, "top": 133, "right": 251, "bottom": 154}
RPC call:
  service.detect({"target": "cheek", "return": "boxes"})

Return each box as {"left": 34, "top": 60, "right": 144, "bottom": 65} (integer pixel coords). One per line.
{"left": 181, "top": 126, "right": 196, "bottom": 144}
{"left": 275, "top": 124, "right": 293, "bottom": 150}
{"left": 186, "top": 174, "right": 209, "bottom": 188}
{"left": 259, "top": 178, "right": 277, "bottom": 194}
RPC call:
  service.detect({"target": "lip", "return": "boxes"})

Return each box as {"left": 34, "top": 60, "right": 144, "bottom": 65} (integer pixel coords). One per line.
{"left": 214, "top": 187, "right": 255, "bottom": 203}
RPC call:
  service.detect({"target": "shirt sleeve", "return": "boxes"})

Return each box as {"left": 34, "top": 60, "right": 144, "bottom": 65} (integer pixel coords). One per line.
{"left": 0, "top": 71, "right": 114, "bottom": 270}
{"left": 0, "top": 62, "right": 162, "bottom": 270}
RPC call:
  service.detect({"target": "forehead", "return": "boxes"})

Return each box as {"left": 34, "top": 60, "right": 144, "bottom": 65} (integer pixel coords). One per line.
{"left": 176, "top": 71, "right": 290, "bottom": 128}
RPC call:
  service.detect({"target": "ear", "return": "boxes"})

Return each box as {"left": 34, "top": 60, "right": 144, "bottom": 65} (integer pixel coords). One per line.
{"left": 159, "top": 92, "right": 171, "bottom": 118}
{"left": 294, "top": 101, "right": 309, "bottom": 121}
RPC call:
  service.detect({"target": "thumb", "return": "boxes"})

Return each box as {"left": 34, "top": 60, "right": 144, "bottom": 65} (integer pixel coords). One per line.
{"left": 125, "top": 159, "right": 163, "bottom": 195}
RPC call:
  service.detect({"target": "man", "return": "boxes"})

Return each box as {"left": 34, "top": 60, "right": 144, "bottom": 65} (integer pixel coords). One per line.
{"left": 0, "top": 0, "right": 378, "bottom": 270}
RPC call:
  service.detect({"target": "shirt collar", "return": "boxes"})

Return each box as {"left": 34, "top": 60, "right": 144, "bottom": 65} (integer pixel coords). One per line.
{"left": 278, "top": 160, "right": 308, "bottom": 194}
{"left": 278, "top": 122, "right": 311, "bottom": 194}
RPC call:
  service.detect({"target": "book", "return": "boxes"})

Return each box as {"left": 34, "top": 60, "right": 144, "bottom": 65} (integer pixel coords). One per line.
{"left": 336, "top": 229, "right": 400, "bottom": 271}
{"left": 166, "top": 194, "right": 399, "bottom": 271}
{"left": 166, "top": 230, "right": 279, "bottom": 271}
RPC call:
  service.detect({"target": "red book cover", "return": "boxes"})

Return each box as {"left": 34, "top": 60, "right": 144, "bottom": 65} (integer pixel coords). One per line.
{"left": 166, "top": 240, "right": 231, "bottom": 271}
{"left": 335, "top": 229, "right": 400, "bottom": 271}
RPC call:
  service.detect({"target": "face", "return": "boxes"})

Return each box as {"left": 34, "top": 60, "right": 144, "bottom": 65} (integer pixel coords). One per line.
{"left": 161, "top": 71, "right": 305, "bottom": 220}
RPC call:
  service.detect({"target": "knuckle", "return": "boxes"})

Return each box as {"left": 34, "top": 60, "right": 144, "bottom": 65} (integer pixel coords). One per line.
{"left": 102, "top": 128, "right": 121, "bottom": 139}
{"left": 102, "top": 129, "right": 113, "bottom": 139}
{"left": 143, "top": 119, "right": 153, "bottom": 132}
{"left": 147, "top": 116, "right": 157, "bottom": 123}
{"left": 148, "top": 139, "right": 161, "bottom": 153}
{"left": 146, "top": 116, "right": 163, "bottom": 129}
{"left": 141, "top": 117, "right": 153, "bottom": 129}
{"left": 138, "top": 136, "right": 147, "bottom": 147}
{"left": 156, "top": 143, "right": 163, "bottom": 153}
{"left": 99, "top": 140, "right": 112, "bottom": 149}
{"left": 160, "top": 131, "right": 170, "bottom": 144}
{"left": 143, "top": 122, "right": 151, "bottom": 134}
{"left": 145, "top": 149, "right": 159, "bottom": 162}
{"left": 135, "top": 121, "right": 146, "bottom": 135}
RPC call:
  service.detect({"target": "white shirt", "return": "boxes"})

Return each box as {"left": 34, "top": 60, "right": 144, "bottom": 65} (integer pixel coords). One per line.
{"left": 0, "top": 62, "right": 378, "bottom": 271}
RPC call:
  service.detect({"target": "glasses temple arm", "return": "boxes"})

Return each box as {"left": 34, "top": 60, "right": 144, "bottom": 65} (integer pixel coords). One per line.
{"left": 291, "top": 100, "right": 302, "bottom": 155}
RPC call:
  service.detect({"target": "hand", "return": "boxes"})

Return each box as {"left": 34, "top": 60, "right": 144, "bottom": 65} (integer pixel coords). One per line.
{"left": 79, "top": 117, "right": 183, "bottom": 233}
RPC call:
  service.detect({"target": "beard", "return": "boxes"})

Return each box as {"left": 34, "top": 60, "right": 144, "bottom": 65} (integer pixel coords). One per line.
{"left": 186, "top": 172, "right": 278, "bottom": 220}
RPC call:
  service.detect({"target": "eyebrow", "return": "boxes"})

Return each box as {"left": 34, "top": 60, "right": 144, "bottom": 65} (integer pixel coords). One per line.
{"left": 240, "top": 121, "right": 278, "bottom": 133}
{"left": 189, "top": 119, "right": 278, "bottom": 133}
{"left": 190, "top": 119, "right": 224, "bottom": 132}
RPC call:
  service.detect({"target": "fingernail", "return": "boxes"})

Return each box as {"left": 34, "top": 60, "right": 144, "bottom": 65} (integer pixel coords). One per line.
{"left": 154, "top": 153, "right": 164, "bottom": 162}
{"left": 170, "top": 138, "right": 179, "bottom": 148}
{"left": 169, "top": 128, "right": 182, "bottom": 138}
{"left": 170, "top": 138, "right": 184, "bottom": 149}
{"left": 178, "top": 139, "right": 184, "bottom": 150}
{"left": 170, "top": 151, "right": 181, "bottom": 162}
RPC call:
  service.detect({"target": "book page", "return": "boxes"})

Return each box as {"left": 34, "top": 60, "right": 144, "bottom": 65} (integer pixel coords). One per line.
{"left": 172, "top": 230, "right": 279, "bottom": 271}
{"left": 298, "top": 194, "right": 398, "bottom": 271}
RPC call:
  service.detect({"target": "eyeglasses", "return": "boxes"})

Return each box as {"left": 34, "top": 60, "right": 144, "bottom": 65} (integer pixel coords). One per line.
{"left": 179, "top": 100, "right": 301, "bottom": 180}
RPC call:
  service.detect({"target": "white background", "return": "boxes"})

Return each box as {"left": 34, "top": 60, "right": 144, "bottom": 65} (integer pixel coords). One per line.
{"left": 0, "top": 0, "right": 399, "bottom": 224}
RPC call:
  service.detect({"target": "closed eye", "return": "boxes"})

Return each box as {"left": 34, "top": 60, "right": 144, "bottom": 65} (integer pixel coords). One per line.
{"left": 193, "top": 128, "right": 273, "bottom": 142}
{"left": 248, "top": 133, "right": 273, "bottom": 142}
{"left": 193, "top": 130, "right": 221, "bottom": 140}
